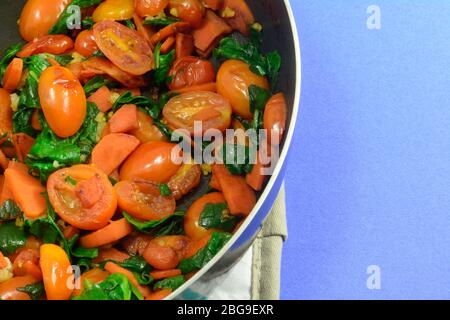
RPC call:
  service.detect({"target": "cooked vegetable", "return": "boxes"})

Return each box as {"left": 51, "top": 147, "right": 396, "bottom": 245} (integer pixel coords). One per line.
{"left": 49, "top": 0, "right": 102, "bottom": 35}
{"left": 150, "top": 268, "right": 182, "bottom": 280}
{"left": 0, "top": 222, "right": 27, "bottom": 255}
{"left": 153, "top": 274, "right": 185, "bottom": 291}
{"left": 154, "top": 43, "right": 176, "bottom": 86}
{"left": 221, "top": 143, "right": 253, "bottom": 175}
{"left": 103, "top": 262, "right": 149, "bottom": 297}
{"left": 198, "top": 202, "right": 238, "bottom": 232}
{"left": 143, "top": 235, "right": 189, "bottom": 270}
{"left": 192, "top": 10, "right": 232, "bottom": 56}
{"left": 0, "top": 275, "right": 38, "bottom": 300}
{"left": 17, "top": 35, "right": 73, "bottom": 58}
{"left": 123, "top": 211, "right": 185, "bottom": 236}
{"left": 3, "top": 58, "right": 24, "bottom": 92}
{"left": 220, "top": 0, "right": 255, "bottom": 35}
{"left": 169, "top": 56, "right": 215, "bottom": 90}
{"left": 169, "top": 0, "right": 205, "bottom": 28}
{"left": 0, "top": 44, "right": 23, "bottom": 80}
{"left": 109, "top": 104, "right": 139, "bottom": 133}
{"left": 87, "top": 85, "right": 113, "bottom": 112}
{"left": 175, "top": 33, "right": 195, "bottom": 59}
{"left": 75, "top": 30, "right": 100, "bottom": 58}
{"left": 79, "top": 218, "right": 133, "bottom": 248}
{"left": 136, "top": 0, "right": 170, "bottom": 17}
{"left": 40, "top": 244, "right": 73, "bottom": 300}
{"left": 264, "top": 92, "right": 287, "bottom": 146}
{"left": 92, "top": 0, "right": 135, "bottom": 22}
{"left": 0, "top": 200, "right": 22, "bottom": 222}
{"left": 16, "top": 281, "right": 45, "bottom": 300}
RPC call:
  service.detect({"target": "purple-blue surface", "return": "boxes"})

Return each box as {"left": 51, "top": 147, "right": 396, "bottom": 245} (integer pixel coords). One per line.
{"left": 281, "top": 1, "right": 450, "bottom": 299}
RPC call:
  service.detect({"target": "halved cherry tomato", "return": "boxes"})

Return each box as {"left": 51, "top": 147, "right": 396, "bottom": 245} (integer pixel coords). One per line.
{"left": 19, "top": 0, "right": 71, "bottom": 41}
{"left": 169, "top": 0, "right": 205, "bottom": 28}
{"left": 217, "top": 59, "right": 269, "bottom": 119}
{"left": 12, "top": 248, "right": 42, "bottom": 281}
{"left": 168, "top": 162, "right": 201, "bottom": 200}
{"left": 133, "top": 14, "right": 155, "bottom": 47}
{"left": 130, "top": 110, "right": 168, "bottom": 143}
{"left": 143, "top": 235, "right": 190, "bottom": 269}
{"left": 38, "top": 66, "right": 87, "bottom": 138}
{"left": 93, "top": 0, "right": 135, "bottom": 22}
{"left": 135, "top": 0, "right": 169, "bottom": 17}
{"left": 162, "top": 91, "right": 232, "bottom": 135}
{"left": 115, "top": 180, "right": 176, "bottom": 221}
{"left": 93, "top": 20, "right": 154, "bottom": 76}
{"left": 3, "top": 58, "right": 23, "bottom": 92}
{"left": 264, "top": 93, "right": 287, "bottom": 146}
{"left": 0, "top": 275, "right": 38, "bottom": 300}
{"left": 72, "top": 268, "right": 109, "bottom": 297}
{"left": 40, "top": 244, "right": 73, "bottom": 300}
{"left": 120, "top": 141, "right": 182, "bottom": 183}
{"left": 122, "top": 233, "right": 152, "bottom": 256}
{"left": 220, "top": 0, "right": 255, "bottom": 35}
{"left": 168, "top": 56, "right": 215, "bottom": 90}
{"left": 184, "top": 192, "right": 225, "bottom": 240}
{"left": 47, "top": 165, "right": 118, "bottom": 231}
{"left": 74, "top": 30, "right": 99, "bottom": 57}
{"left": 17, "top": 35, "right": 73, "bottom": 58}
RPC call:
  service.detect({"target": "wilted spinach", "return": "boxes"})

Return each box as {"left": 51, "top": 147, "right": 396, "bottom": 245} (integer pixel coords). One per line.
{"left": 123, "top": 211, "right": 185, "bottom": 236}
{"left": 154, "top": 275, "right": 185, "bottom": 291}
{"left": 0, "top": 200, "right": 22, "bottom": 222}
{"left": 0, "top": 222, "right": 26, "bottom": 255}
{"left": 17, "top": 282, "right": 45, "bottom": 300}
{"left": 199, "top": 203, "right": 239, "bottom": 232}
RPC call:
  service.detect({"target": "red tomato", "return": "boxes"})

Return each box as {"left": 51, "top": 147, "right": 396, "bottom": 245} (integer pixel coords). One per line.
{"left": 0, "top": 275, "right": 37, "bottom": 300}
{"left": 93, "top": 20, "right": 154, "bottom": 76}
{"left": 17, "top": 35, "right": 74, "bottom": 58}
{"left": 2, "top": 58, "right": 23, "bottom": 92}
{"left": 169, "top": 0, "right": 205, "bottom": 28}
{"left": 168, "top": 56, "right": 215, "bottom": 90}
{"left": 74, "top": 30, "right": 99, "bottom": 57}
{"left": 38, "top": 66, "right": 87, "bottom": 138}
{"left": 264, "top": 93, "right": 287, "bottom": 146}
{"left": 115, "top": 180, "right": 176, "bottom": 221}
{"left": 167, "top": 163, "right": 201, "bottom": 200}
{"left": 130, "top": 110, "right": 168, "bottom": 143}
{"left": 40, "top": 244, "right": 73, "bottom": 300}
{"left": 119, "top": 141, "right": 182, "bottom": 183}
{"left": 47, "top": 165, "right": 118, "bottom": 231}
{"left": 135, "top": 0, "right": 169, "bottom": 17}
{"left": 162, "top": 91, "right": 232, "bottom": 135}
{"left": 143, "top": 236, "right": 190, "bottom": 270}
{"left": 19, "top": 0, "right": 71, "bottom": 41}
{"left": 12, "top": 248, "right": 42, "bottom": 280}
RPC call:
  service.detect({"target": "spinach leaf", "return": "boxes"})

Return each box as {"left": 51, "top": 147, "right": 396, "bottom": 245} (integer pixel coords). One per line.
{"left": 82, "top": 16, "right": 95, "bottom": 30}
{"left": 49, "top": 0, "right": 103, "bottom": 35}
{"left": 13, "top": 107, "right": 37, "bottom": 137}
{"left": 83, "top": 76, "right": 115, "bottom": 96}
{"left": 0, "top": 43, "right": 22, "bottom": 80}
{"left": 49, "top": 54, "right": 73, "bottom": 66}
{"left": 221, "top": 143, "right": 253, "bottom": 175}
{"left": 154, "top": 275, "right": 185, "bottom": 291}
{"left": 68, "top": 235, "right": 99, "bottom": 259}
{"left": 159, "top": 184, "right": 171, "bottom": 196}
{"left": 249, "top": 85, "right": 271, "bottom": 148}
{"left": 124, "top": 19, "right": 136, "bottom": 30}
{"left": 17, "top": 282, "right": 45, "bottom": 300}
{"left": 19, "top": 54, "right": 51, "bottom": 109}
{"left": 178, "top": 232, "right": 232, "bottom": 274}
{"left": 144, "top": 16, "right": 180, "bottom": 27}
{"left": 199, "top": 203, "right": 239, "bottom": 232}
{"left": 97, "top": 255, "right": 153, "bottom": 286}
{"left": 0, "top": 200, "right": 22, "bottom": 222}
{"left": 0, "top": 222, "right": 27, "bottom": 255}
{"left": 123, "top": 211, "right": 185, "bottom": 236}
{"left": 153, "top": 43, "right": 175, "bottom": 86}
{"left": 112, "top": 91, "right": 170, "bottom": 121}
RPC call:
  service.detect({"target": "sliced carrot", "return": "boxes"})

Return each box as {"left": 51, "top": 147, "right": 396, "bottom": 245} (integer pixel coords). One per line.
{"left": 79, "top": 218, "right": 134, "bottom": 248}
{"left": 133, "top": 14, "right": 155, "bottom": 47}
{"left": 0, "top": 251, "right": 8, "bottom": 269}
{"left": 104, "top": 261, "right": 151, "bottom": 297}
{"left": 0, "top": 88, "right": 12, "bottom": 137}
{"left": 151, "top": 21, "right": 191, "bottom": 46}
{"left": 46, "top": 57, "right": 60, "bottom": 67}
{"left": 220, "top": 0, "right": 255, "bottom": 35}
{"left": 91, "top": 133, "right": 140, "bottom": 175}
{"left": 175, "top": 33, "right": 194, "bottom": 59}
{"left": 193, "top": 10, "right": 232, "bottom": 54}
{"left": 245, "top": 150, "right": 266, "bottom": 191}
{"left": 12, "top": 133, "right": 35, "bottom": 163}
{"left": 4, "top": 161, "right": 46, "bottom": 219}
{"left": 209, "top": 172, "right": 221, "bottom": 191}
{"left": 160, "top": 36, "right": 175, "bottom": 54}
{"left": 212, "top": 164, "right": 256, "bottom": 216}
{"left": 3, "top": 58, "right": 23, "bottom": 92}
{"left": 93, "top": 248, "right": 130, "bottom": 264}
{"left": 0, "top": 175, "right": 14, "bottom": 204}
{"left": 109, "top": 104, "right": 139, "bottom": 133}
{"left": 203, "top": 0, "right": 223, "bottom": 10}
{"left": 0, "top": 149, "right": 9, "bottom": 170}
{"left": 170, "top": 82, "right": 216, "bottom": 94}
{"left": 145, "top": 289, "right": 172, "bottom": 300}
{"left": 87, "top": 86, "right": 113, "bottom": 112}
{"left": 31, "top": 110, "right": 42, "bottom": 131}
{"left": 150, "top": 269, "right": 182, "bottom": 280}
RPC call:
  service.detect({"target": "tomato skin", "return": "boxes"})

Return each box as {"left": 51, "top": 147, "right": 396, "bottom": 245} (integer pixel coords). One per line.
{"left": 93, "top": 0, "right": 135, "bottom": 22}
{"left": 169, "top": 0, "right": 205, "bottom": 28}
{"left": 264, "top": 93, "right": 287, "bottom": 146}
{"left": 143, "top": 236, "right": 190, "bottom": 270}
{"left": 130, "top": 110, "right": 168, "bottom": 143}
{"left": 0, "top": 275, "right": 37, "bottom": 300}
{"left": 163, "top": 91, "right": 232, "bottom": 135}
{"left": 38, "top": 66, "right": 87, "bottom": 138}
{"left": 120, "top": 141, "right": 182, "bottom": 183}
{"left": 115, "top": 180, "right": 176, "bottom": 221}
{"left": 135, "top": 0, "right": 169, "bottom": 17}
{"left": 12, "top": 248, "right": 42, "bottom": 280}
{"left": 19, "top": 0, "right": 71, "bottom": 41}
{"left": 40, "top": 244, "right": 73, "bottom": 300}
{"left": 168, "top": 162, "right": 201, "bottom": 200}
{"left": 93, "top": 20, "right": 154, "bottom": 76}
{"left": 17, "top": 35, "right": 74, "bottom": 58}
{"left": 217, "top": 59, "right": 269, "bottom": 119}
{"left": 74, "top": 30, "right": 99, "bottom": 57}
{"left": 168, "top": 56, "right": 215, "bottom": 90}
{"left": 47, "top": 165, "right": 118, "bottom": 231}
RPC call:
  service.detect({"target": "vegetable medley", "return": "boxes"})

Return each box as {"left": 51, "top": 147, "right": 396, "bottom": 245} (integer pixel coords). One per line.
{"left": 0, "top": 0, "right": 287, "bottom": 300}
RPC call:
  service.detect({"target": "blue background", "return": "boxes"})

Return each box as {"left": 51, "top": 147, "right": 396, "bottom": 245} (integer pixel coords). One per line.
{"left": 282, "top": 0, "right": 450, "bottom": 299}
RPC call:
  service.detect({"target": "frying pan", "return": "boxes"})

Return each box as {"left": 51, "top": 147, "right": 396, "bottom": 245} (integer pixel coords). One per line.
{"left": 0, "top": 0, "right": 301, "bottom": 299}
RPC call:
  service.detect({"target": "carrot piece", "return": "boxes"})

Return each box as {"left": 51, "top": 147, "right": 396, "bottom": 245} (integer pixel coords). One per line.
{"left": 12, "top": 133, "right": 35, "bottom": 163}
{"left": 31, "top": 110, "right": 42, "bottom": 131}
{"left": 104, "top": 261, "right": 151, "bottom": 297}
{"left": 91, "top": 133, "right": 140, "bottom": 175}
{"left": 87, "top": 86, "right": 113, "bottom": 112}
{"left": 46, "top": 57, "right": 61, "bottom": 67}
{"left": 3, "top": 58, "right": 23, "bottom": 92}
{"left": 170, "top": 82, "right": 217, "bottom": 94}
{"left": 209, "top": 172, "right": 222, "bottom": 191}
{"left": 245, "top": 151, "right": 266, "bottom": 191}
{"left": 150, "top": 269, "right": 182, "bottom": 280}
{"left": 192, "top": 10, "right": 232, "bottom": 53}
{"left": 212, "top": 164, "right": 256, "bottom": 216}
{"left": 220, "top": 0, "right": 255, "bottom": 35}
{"left": 175, "top": 33, "right": 194, "bottom": 59}
{"left": 0, "top": 175, "right": 13, "bottom": 204}
{"left": 0, "top": 88, "right": 12, "bottom": 137}
{"left": 108, "top": 104, "right": 139, "bottom": 133}
{"left": 133, "top": 14, "right": 155, "bottom": 47}
{"left": 0, "top": 149, "right": 9, "bottom": 170}
{"left": 114, "top": 88, "right": 142, "bottom": 97}
{"left": 93, "top": 248, "right": 130, "bottom": 264}
{"left": 4, "top": 161, "right": 46, "bottom": 219}
{"left": 150, "top": 21, "right": 191, "bottom": 46}
{"left": 145, "top": 289, "right": 172, "bottom": 300}
{"left": 79, "top": 218, "right": 134, "bottom": 248}
{"left": 160, "top": 36, "right": 175, "bottom": 54}
{"left": 203, "top": 0, "right": 223, "bottom": 10}
{"left": 0, "top": 251, "right": 8, "bottom": 269}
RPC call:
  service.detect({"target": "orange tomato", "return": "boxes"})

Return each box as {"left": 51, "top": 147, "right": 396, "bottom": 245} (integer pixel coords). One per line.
{"left": 120, "top": 141, "right": 182, "bottom": 183}
{"left": 169, "top": 56, "right": 215, "bottom": 90}
{"left": 17, "top": 35, "right": 74, "bottom": 58}
{"left": 130, "top": 110, "right": 168, "bottom": 143}
{"left": 143, "top": 235, "right": 190, "bottom": 269}
{"left": 264, "top": 93, "right": 287, "bottom": 146}
{"left": 162, "top": 91, "right": 232, "bottom": 135}
{"left": 169, "top": 0, "right": 205, "bottom": 28}
{"left": 47, "top": 165, "right": 118, "bottom": 231}
{"left": 72, "top": 268, "right": 109, "bottom": 297}
{"left": 217, "top": 59, "right": 269, "bottom": 119}
{"left": 39, "top": 244, "right": 73, "bottom": 300}
{"left": 74, "top": 30, "right": 99, "bottom": 57}
{"left": 19, "top": 0, "right": 71, "bottom": 41}
{"left": 93, "top": 0, "right": 135, "bottom": 22}
{"left": 167, "top": 162, "right": 201, "bottom": 200}
{"left": 0, "top": 275, "right": 38, "bottom": 300}
{"left": 3, "top": 58, "right": 23, "bottom": 92}
{"left": 38, "top": 66, "right": 87, "bottom": 138}
{"left": 135, "top": 0, "right": 169, "bottom": 17}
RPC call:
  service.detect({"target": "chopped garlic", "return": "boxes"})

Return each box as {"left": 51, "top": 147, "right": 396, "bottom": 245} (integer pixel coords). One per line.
{"left": 53, "top": 160, "right": 60, "bottom": 168}
{"left": 201, "top": 164, "right": 212, "bottom": 176}
{"left": 221, "top": 7, "right": 236, "bottom": 18}
{"left": 251, "top": 22, "right": 263, "bottom": 32}
{"left": 109, "top": 92, "right": 121, "bottom": 105}
{"left": 95, "top": 111, "right": 107, "bottom": 141}
{"left": 10, "top": 93, "right": 19, "bottom": 112}
{"left": 170, "top": 8, "right": 179, "bottom": 17}
{"left": 0, "top": 257, "right": 13, "bottom": 284}
{"left": 70, "top": 52, "right": 85, "bottom": 64}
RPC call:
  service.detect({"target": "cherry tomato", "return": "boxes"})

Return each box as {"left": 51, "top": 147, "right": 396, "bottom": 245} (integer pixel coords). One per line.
{"left": 184, "top": 192, "right": 225, "bottom": 240}
{"left": 0, "top": 275, "right": 37, "bottom": 300}
{"left": 39, "top": 244, "right": 73, "bottom": 300}
{"left": 38, "top": 66, "right": 87, "bottom": 138}
{"left": 93, "top": 20, "right": 154, "bottom": 76}
{"left": 264, "top": 93, "right": 287, "bottom": 146}
{"left": 135, "top": 0, "right": 169, "bottom": 17}
{"left": 115, "top": 180, "right": 176, "bottom": 221}
{"left": 168, "top": 162, "right": 201, "bottom": 200}
{"left": 130, "top": 110, "right": 168, "bottom": 143}
{"left": 92, "top": 0, "right": 135, "bottom": 22}
{"left": 47, "top": 165, "right": 118, "bottom": 231}
{"left": 122, "top": 233, "right": 152, "bottom": 256}
{"left": 162, "top": 91, "right": 232, "bottom": 135}
{"left": 12, "top": 248, "right": 42, "bottom": 280}
{"left": 169, "top": 0, "right": 205, "bottom": 28}
{"left": 217, "top": 59, "right": 269, "bottom": 119}
{"left": 2, "top": 58, "right": 23, "bottom": 92}
{"left": 19, "top": 0, "right": 71, "bottom": 41}
{"left": 168, "top": 56, "right": 215, "bottom": 90}
{"left": 120, "top": 141, "right": 182, "bottom": 183}
{"left": 143, "top": 235, "right": 190, "bottom": 270}
{"left": 74, "top": 30, "right": 99, "bottom": 57}
{"left": 0, "top": 88, "right": 12, "bottom": 136}
{"left": 184, "top": 233, "right": 211, "bottom": 258}
{"left": 17, "top": 35, "right": 74, "bottom": 58}
{"left": 72, "top": 268, "right": 109, "bottom": 297}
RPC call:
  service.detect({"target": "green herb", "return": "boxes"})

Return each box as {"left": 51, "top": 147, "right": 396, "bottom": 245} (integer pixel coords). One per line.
{"left": 153, "top": 43, "right": 175, "bottom": 86}
{"left": 123, "top": 211, "right": 185, "bottom": 236}
{"left": 0, "top": 222, "right": 26, "bottom": 255}
{"left": 232, "top": 115, "right": 251, "bottom": 130}
{"left": 221, "top": 143, "right": 253, "bottom": 175}
{"left": 0, "top": 200, "right": 22, "bottom": 222}
{"left": 108, "top": 176, "right": 118, "bottom": 186}
{"left": 48, "top": 54, "right": 73, "bottom": 66}
{"left": 64, "top": 176, "right": 77, "bottom": 186}
{"left": 178, "top": 232, "right": 232, "bottom": 274}
{"left": 248, "top": 85, "right": 271, "bottom": 146}
{"left": 112, "top": 91, "right": 170, "bottom": 122}
{"left": 154, "top": 275, "right": 185, "bottom": 291}
{"left": 81, "top": 16, "right": 95, "bottom": 30}
{"left": 17, "top": 282, "right": 45, "bottom": 300}
{"left": 90, "top": 50, "right": 106, "bottom": 59}
{"left": 83, "top": 76, "right": 116, "bottom": 96}
{"left": 159, "top": 184, "right": 172, "bottom": 196}
{"left": 0, "top": 43, "right": 23, "bottom": 80}
{"left": 98, "top": 255, "right": 153, "bottom": 286}
{"left": 13, "top": 107, "right": 37, "bottom": 137}
{"left": 199, "top": 203, "right": 239, "bottom": 232}
{"left": 69, "top": 237, "right": 99, "bottom": 259}
{"left": 144, "top": 16, "right": 180, "bottom": 27}
{"left": 124, "top": 19, "right": 136, "bottom": 30}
